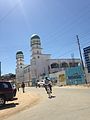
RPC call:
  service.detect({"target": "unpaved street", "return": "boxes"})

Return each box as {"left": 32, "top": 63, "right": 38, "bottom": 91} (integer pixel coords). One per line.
{"left": 1, "top": 86, "right": 90, "bottom": 120}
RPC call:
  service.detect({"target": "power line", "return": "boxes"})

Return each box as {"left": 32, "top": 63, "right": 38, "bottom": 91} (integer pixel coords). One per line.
{"left": 81, "top": 40, "right": 90, "bottom": 48}
{"left": 43, "top": 3, "right": 90, "bottom": 42}
{"left": 59, "top": 46, "right": 77, "bottom": 58}
{"left": 0, "top": 0, "right": 25, "bottom": 23}
{"left": 0, "top": 0, "right": 90, "bottom": 44}
{"left": 0, "top": 1, "right": 90, "bottom": 59}
{"left": 59, "top": 36, "right": 90, "bottom": 58}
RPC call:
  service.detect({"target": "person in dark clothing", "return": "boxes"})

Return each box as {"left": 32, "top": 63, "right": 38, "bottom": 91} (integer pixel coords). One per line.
{"left": 21, "top": 82, "right": 25, "bottom": 93}
{"left": 17, "top": 83, "right": 20, "bottom": 91}
{"left": 44, "top": 77, "right": 52, "bottom": 93}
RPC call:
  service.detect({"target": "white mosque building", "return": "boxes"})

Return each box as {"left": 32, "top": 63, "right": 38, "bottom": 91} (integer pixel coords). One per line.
{"left": 16, "top": 34, "right": 81, "bottom": 86}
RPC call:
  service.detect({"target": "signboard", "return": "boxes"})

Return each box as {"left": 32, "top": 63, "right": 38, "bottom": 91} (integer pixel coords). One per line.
{"left": 59, "top": 74, "right": 65, "bottom": 82}
{"left": 65, "top": 66, "right": 85, "bottom": 85}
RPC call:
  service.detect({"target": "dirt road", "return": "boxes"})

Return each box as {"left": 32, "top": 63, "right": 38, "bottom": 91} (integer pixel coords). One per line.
{"left": 1, "top": 86, "right": 90, "bottom": 120}
{"left": 0, "top": 88, "right": 40, "bottom": 120}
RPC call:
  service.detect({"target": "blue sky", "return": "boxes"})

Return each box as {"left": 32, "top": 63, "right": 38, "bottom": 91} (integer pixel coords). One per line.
{"left": 0, "top": 0, "right": 90, "bottom": 75}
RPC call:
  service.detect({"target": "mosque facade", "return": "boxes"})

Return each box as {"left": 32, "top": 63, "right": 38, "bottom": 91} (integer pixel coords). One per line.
{"left": 16, "top": 34, "right": 81, "bottom": 86}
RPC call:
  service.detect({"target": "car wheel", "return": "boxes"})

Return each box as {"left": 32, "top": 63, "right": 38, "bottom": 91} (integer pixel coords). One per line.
{"left": 0, "top": 97, "right": 5, "bottom": 106}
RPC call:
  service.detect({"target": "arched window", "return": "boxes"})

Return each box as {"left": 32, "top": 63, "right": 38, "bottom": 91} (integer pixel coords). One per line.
{"left": 51, "top": 63, "right": 59, "bottom": 69}
{"left": 61, "top": 62, "right": 68, "bottom": 68}
{"left": 69, "top": 62, "right": 79, "bottom": 67}
{"left": 69, "top": 62, "right": 74, "bottom": 67}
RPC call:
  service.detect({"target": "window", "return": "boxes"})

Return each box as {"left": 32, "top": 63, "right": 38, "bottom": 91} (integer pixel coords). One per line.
{"left": 0, "top": 83, "right": 3, "bottom": 89}
{"left": 3, "top": 83, "right": 9, "bottom": 88}
{"left": 61, "top": 62, "right": 68, "bottom": 68}
{"left": 51, "top": 63, "right": 59, "bottom": 69}
{"left": 1, "top": 82, "right": 11, "bottom": 89}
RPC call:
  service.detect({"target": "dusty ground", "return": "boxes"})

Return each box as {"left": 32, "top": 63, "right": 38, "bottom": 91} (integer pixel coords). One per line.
{"left": 60, "top": 83, "right": 90, "bottom": 88}
{"left": 0, "top": 84, "right": 90, "bottom": 120}
{"left": 2, "top": 86, "right": 90, "bottom": 120}
{"left": 0, "top": 89, "right": 40, "bottom": 120}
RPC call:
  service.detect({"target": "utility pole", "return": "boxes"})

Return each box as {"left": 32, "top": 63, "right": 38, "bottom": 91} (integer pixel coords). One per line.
{"left": 76, "top": 35, "right": 87, "bottom": 84}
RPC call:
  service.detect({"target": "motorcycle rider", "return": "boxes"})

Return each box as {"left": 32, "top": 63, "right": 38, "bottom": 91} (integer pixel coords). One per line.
{"left": 44, "top": 77, "right": 52, "bottom": 93}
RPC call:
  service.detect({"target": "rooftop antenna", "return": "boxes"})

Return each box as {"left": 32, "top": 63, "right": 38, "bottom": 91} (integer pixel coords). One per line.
{"left": 71, "top": 53, "right": 75, "bottom": 67}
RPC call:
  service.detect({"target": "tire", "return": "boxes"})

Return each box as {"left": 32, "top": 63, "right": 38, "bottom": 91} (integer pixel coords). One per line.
{"left": 0, "top": 96, "right": 5, "bottom": 106}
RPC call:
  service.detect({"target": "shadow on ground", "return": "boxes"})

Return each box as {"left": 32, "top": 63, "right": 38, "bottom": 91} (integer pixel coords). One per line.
{"left": 51, "top": 95, "right": 56, "bottom": 98}
{"left": 48, "top": 95, "right": 56, "bottom": 99}
{"left": 0, "top": 103, "right": 19, "bottom": 110}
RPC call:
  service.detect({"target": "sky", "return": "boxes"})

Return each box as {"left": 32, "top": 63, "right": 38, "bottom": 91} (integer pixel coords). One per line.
{"left": 0, "top": 0, "right": 90, "bottom": 75}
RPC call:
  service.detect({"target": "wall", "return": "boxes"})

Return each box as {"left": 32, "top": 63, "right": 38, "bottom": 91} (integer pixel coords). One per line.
{"left": 65, "top": 66, "right": 85, "bottom": 85}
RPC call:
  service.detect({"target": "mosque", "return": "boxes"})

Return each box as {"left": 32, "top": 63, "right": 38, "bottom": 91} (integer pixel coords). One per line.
{"left": 16, "top": 34, "right": 81, "bottom": 86}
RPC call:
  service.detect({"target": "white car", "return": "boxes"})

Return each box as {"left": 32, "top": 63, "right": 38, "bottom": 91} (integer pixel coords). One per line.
{"left": 37, "top": 81, "right": 45, "bottom": 87}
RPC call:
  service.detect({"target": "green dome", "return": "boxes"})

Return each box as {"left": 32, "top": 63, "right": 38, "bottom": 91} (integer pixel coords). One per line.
{"left": 16, "top": 51, "right": 23, "bottom": 55}
{"left": 31, "top": 34, "right": 40, "bottom": 40}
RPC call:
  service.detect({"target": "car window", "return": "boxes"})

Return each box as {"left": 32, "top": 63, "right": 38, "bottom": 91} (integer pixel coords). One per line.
{"left": 3, "top": 83, "right": 9, "bottom": 88}
{"left": 0, "top": 82, "right": 11, "bottom": 89}
{"left": 0, "top": 83, "right": 3, "bottom": 89}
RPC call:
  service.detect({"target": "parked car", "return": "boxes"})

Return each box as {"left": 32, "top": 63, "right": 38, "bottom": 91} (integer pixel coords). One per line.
{"left": 0, "top": 81, "right": 17, "bottom": 106}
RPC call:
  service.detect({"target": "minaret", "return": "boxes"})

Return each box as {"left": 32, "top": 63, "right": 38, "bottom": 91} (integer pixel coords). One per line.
{"left": 16, "top": 51, "right": 24, "bottom": 69}
{"left": 30, "top": 34, "right": 51, "bottom": 82}
{"left": 30, "top": 34, "right": 43, "bottom": 81}
{"left": 30, "top": 34, "right": 42, "bottom": 57}
{"left": 16, "top": 51, "right": 24, "bottom": 83}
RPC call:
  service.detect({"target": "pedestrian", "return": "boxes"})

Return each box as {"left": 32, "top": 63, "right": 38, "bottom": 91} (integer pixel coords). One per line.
{"left": 16, "top": 83, "right": 20, "bottom": 91}
{"left": 21, "top": 82, "right": 25, "bottom": 93}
